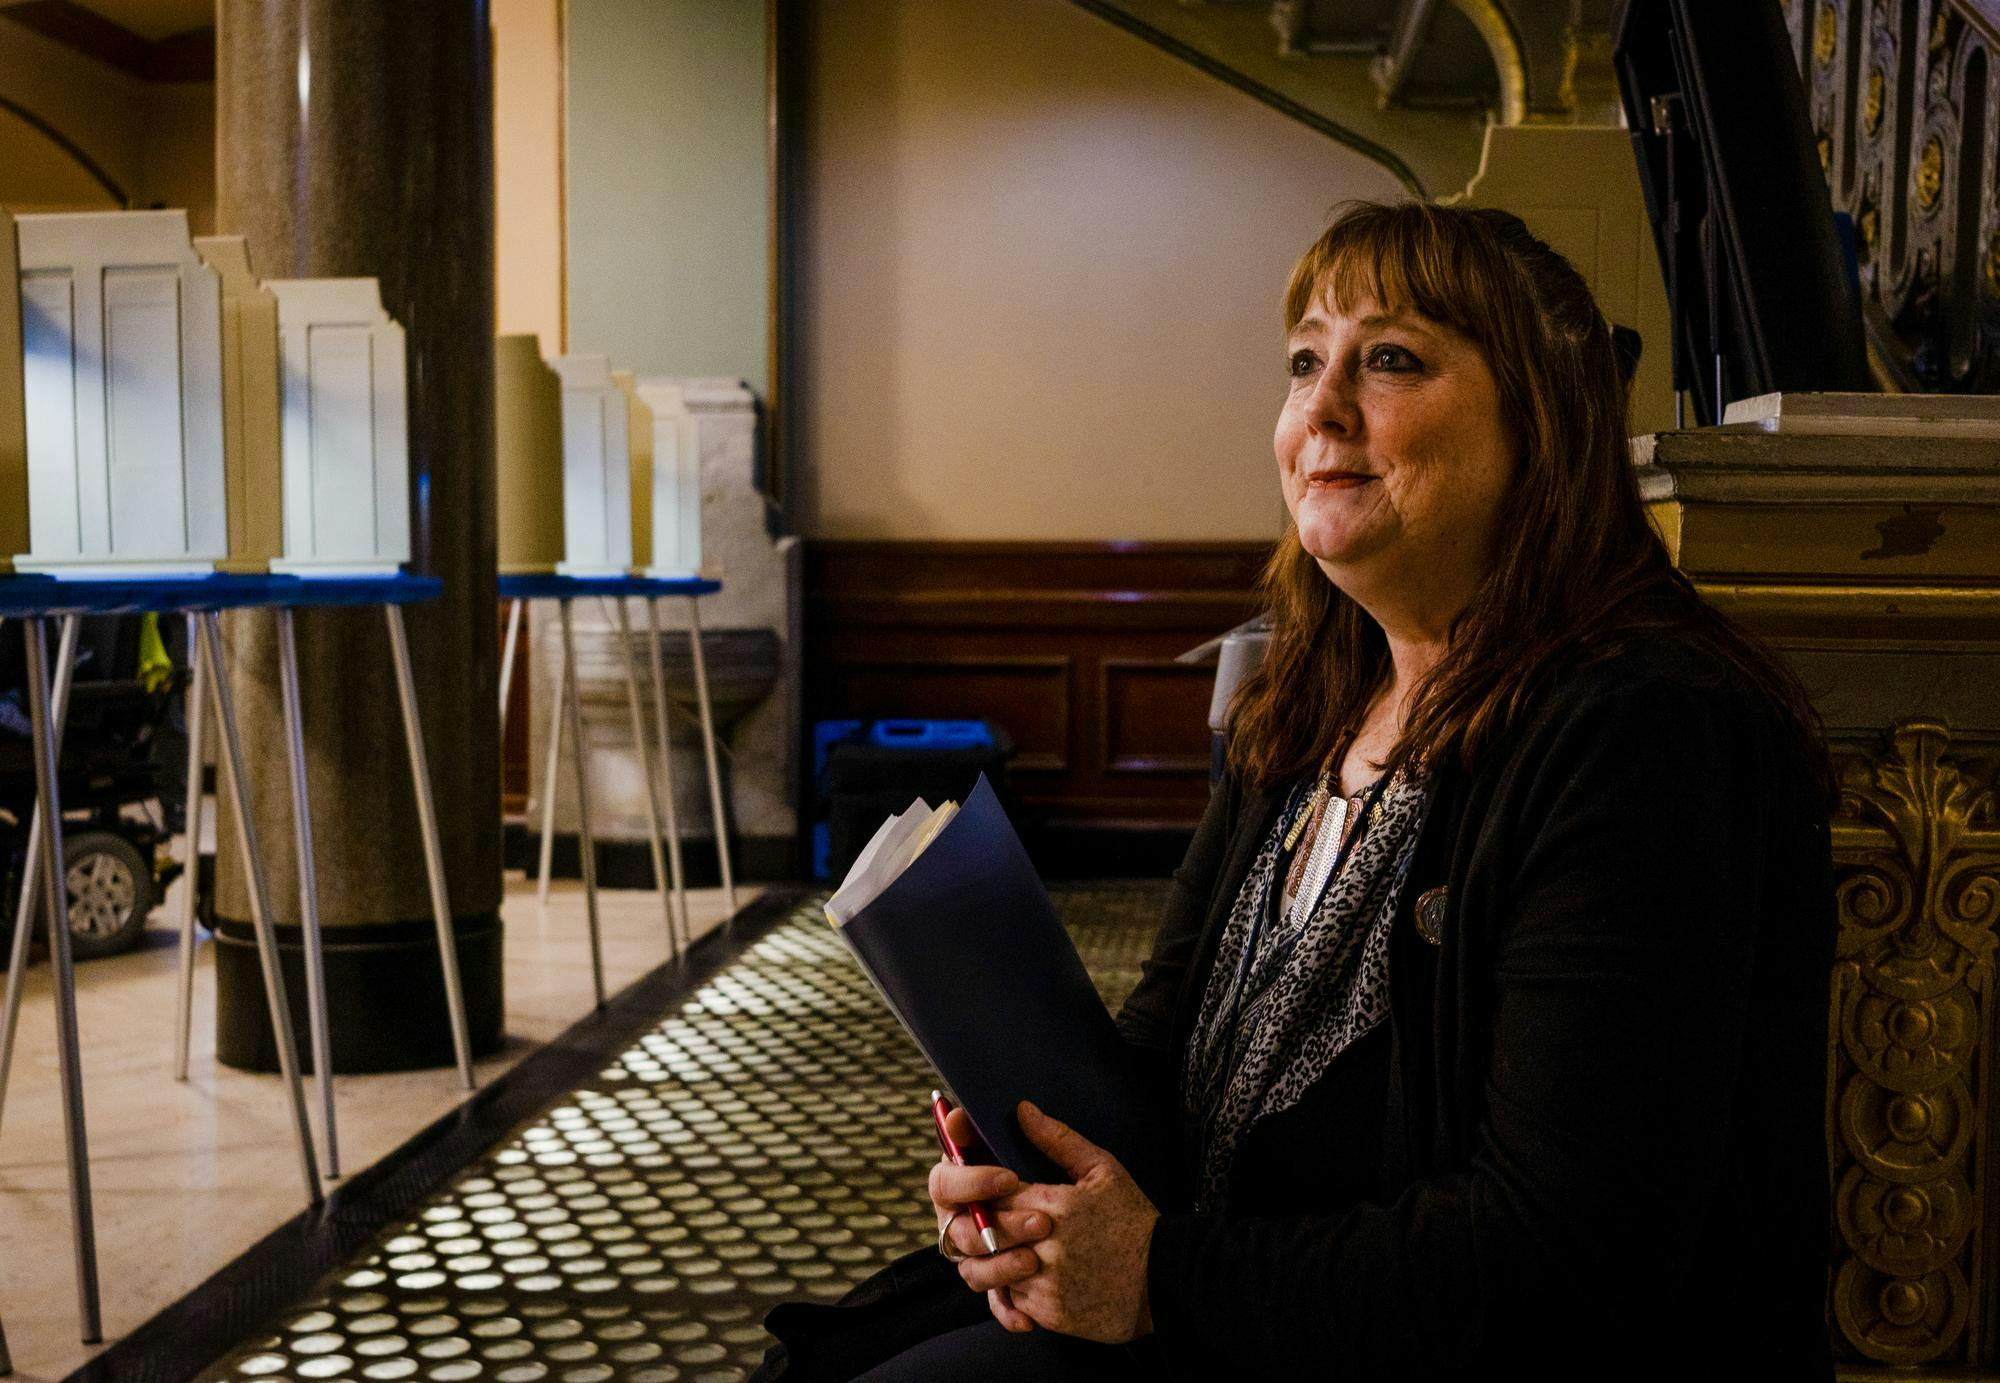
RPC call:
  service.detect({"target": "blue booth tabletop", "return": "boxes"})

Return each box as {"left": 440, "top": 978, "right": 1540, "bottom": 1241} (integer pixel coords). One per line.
{"left": 0, "top": 571, "right": 445, "bottom": 618}
{"left": 497, "top": 573, "right": 721, "bottom": 600}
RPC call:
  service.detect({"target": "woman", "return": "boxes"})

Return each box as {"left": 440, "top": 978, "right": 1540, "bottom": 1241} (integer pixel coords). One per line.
{"left": 764, "top": 201, "right": 1836, "bottom": 1380}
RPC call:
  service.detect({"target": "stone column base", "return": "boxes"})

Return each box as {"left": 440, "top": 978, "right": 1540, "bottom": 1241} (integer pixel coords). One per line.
{"left": 213, "top": 914, "right": 505, "bottom": 1073}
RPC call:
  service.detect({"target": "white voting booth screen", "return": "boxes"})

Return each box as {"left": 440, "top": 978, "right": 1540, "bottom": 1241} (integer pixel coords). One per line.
{"left": 553, "top": 353, "right": 633, "bottom": 576}
{"left": 267, "top": 277, "right": 411, "bottom": 577}
{"left": 14, "top": 209, "right": 228, "bottom": 577}
{"left": 193, "top": 234, "right": 285, "bottom": 573}
{"left": 634, "top": 377, "right": 703, "bottom": 579}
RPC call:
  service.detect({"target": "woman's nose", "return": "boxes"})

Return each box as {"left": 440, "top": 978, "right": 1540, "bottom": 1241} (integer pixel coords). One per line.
{"left": 1305, "top": 366, "right": 1361, "bottom": 436}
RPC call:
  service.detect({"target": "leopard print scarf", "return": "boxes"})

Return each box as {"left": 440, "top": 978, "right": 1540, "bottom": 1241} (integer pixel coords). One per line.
{"left": 1181, "top": 768, "right": 1430, "bottom": 1211}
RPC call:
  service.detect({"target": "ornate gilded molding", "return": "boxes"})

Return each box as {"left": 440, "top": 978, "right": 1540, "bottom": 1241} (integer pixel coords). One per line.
{"left": 1830, "top": 721, "right": 2000, "bottom": 1365}
{"left": 1693, "top": 583, "right": 2000, "bottom": 647}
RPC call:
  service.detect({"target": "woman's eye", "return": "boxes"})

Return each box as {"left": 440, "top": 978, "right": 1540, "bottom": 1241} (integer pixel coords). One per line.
{"left": 1287, "top": 350, "right": 1319, "bottom": 379}
{"left": 1365, "top": 344, "right": 1420, "bottom": 372}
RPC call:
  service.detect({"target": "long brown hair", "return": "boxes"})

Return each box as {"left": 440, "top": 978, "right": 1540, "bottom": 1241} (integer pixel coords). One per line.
{"left": 1228, "top": 201, "right": 1827, "bottom": 794}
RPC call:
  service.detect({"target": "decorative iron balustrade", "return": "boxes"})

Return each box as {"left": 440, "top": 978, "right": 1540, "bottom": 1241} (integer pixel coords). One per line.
{"left": 1786, "top": 0, "right": 2000, "bottom": 391}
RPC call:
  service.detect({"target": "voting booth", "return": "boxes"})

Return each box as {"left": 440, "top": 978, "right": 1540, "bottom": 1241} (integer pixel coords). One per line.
{"left": 13, "top": 210, "right": 228, "bottom": 577}
{"left": 266, "top": 278, "right": 411, "bottom": 576}
{"left": 495, "top": 333, "right": 565, "bottom": 574}
{"left": 633, "top": 376, "right": 704, "bottom": 579}
{"left": 553, "top": 353, "right": 632, "bottom": 576}
{"left": 194, "top": 236, "right": 285, "bottom": 573}
{"left": 617, "top": 368, "right": 654, "bottom": 571}
{"left": 0, "top": 212, "right": 27, "bottom": 573}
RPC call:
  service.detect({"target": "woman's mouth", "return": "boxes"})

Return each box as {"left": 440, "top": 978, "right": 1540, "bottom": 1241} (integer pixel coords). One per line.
{"left": 1305, "top": 473, "right": 1376, "bottom": 490}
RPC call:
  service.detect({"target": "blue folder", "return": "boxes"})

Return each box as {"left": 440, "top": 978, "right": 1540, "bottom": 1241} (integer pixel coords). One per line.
{"left": 834, "top": 774, "right": 1174, "bottom": 1194}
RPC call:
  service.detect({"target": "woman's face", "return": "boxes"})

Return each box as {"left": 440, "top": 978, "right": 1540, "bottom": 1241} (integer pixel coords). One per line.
{"left": 1275, "top": 287, "right": 1517, "bottom": 619}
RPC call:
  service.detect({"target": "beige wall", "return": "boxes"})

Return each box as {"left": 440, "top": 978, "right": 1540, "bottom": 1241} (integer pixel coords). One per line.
{"left": 794, "top": 0, "right": 1405, "bottom": 542}
{"left": 564, "top": 0, "right": 769, "bottom": 397}
{"left": 493, "top": 0, "right": 566, "bottom": 355}
{"left": 0, "top": 22, "right": 141, "bottom": 212}
{"left": 0, "top": 22, "right": 213, "bottom": 229}
{"left": 1452, "top": 124, "right": 1674, "bottom": 436}
{"left": 138, "top": 81, "right": 215, "bottom": 234}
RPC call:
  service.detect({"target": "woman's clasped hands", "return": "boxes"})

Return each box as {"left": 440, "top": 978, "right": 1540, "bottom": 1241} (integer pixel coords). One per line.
{"left": 927, "top": 1100, "right": 1159, "bottom": 1344}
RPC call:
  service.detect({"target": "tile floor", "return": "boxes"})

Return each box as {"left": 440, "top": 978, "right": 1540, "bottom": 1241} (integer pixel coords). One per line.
{"left": 0, "top": 861, "right": 757, "bottom": 1383}
{"left": 186, "top": 884, "right": 1163, "bottom": 1383}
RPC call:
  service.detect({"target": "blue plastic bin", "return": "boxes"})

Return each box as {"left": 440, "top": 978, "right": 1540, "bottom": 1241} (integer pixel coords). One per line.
{"left": 810, "top": 719, "right": 1006, "bottom": 880}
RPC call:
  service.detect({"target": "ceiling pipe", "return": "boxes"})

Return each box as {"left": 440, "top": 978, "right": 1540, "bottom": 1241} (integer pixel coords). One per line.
{"left": 1449, "top": 0, "right": 1527, "bottom": 124}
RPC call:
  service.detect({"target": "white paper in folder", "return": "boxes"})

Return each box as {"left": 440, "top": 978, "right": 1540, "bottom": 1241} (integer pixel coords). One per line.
{"left": 823, "top": 797, "right": 960, "bottom": 927}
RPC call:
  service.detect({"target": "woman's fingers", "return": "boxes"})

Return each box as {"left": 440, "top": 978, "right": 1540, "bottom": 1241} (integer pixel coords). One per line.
{"left": 928, "top": 1159, "right": 1019, "bottom": 1212}
{"left": 947, "top": 1208, "right": 1049, "bottom": 1259}
{"left": 956, "top": 1244, "right": 1040, "bottom": 1293}
{"left": 944, "top": 1106, "right": 979, "bottom": 1148}
{"left": 988, "top": 1288, "right": 1035, "bottom": 1334}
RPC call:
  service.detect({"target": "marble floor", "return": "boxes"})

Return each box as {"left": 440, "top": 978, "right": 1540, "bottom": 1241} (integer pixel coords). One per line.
{"left": 0, "top": 861, "right": 759, "bottom": 1383}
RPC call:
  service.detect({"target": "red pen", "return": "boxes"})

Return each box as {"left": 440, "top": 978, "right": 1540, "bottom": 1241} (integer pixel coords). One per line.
{"left": 931, "top": 1089, "right": 1001, "bottom": 1254}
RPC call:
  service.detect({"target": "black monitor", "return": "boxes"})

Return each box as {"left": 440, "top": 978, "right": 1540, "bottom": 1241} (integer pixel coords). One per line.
{"left": 1614, "top": 0, "right": 1872, "bottom": 425}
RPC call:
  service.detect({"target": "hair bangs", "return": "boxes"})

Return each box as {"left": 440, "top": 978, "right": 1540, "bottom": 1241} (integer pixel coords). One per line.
{"left": 1282, "top": 203, "right": 1504, "bottom": 354}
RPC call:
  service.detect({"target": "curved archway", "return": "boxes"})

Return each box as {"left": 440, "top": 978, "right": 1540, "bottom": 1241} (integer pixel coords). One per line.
{"left": 0, "top": 94, "right": 129, "bottom": 208}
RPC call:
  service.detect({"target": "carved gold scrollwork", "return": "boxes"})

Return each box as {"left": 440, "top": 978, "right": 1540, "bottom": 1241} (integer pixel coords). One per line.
{"left": 1841, "top": 984, "right": 1974, "bottom": 1088}
{"left": 1836, "top": 1165, "right": 1975, "bottom": 1275}
{"left": 1818, "top": 2, "right": 1841, "bottom": 65}
{"left": 1832, "top": 1259, "right": 1972, "bottom": 1365}
{"left": 1829, "top": 722, "right": 2000, "bottom": 1366}
{"left": 1916, "top": 134, "right": 1944, "bottom": 209}
{"left": 1837, "top": 1070, "right": 1975, "bottom": 1178}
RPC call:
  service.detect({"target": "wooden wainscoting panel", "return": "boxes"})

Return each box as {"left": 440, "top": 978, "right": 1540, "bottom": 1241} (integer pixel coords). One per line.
{"left": 1100, "top": 657, "right": 1216, "bottom": 776}
{"left": 805, "top": 541, "right": 1267, "bottom": 841}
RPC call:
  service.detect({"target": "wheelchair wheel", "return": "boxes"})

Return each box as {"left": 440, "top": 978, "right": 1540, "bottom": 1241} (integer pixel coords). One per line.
{"left": 63, "top": 831, "right": 156, "bottom": 960}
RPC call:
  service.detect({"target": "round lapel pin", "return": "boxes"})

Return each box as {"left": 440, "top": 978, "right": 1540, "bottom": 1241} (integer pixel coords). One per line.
{"left": 1415, "top": 886, "right": 1448, "bottom": 947}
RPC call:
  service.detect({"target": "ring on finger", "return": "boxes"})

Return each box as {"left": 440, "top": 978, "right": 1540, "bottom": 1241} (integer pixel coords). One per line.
{"left": 938, "top": 1211, "right": 971, "bottom": 1264}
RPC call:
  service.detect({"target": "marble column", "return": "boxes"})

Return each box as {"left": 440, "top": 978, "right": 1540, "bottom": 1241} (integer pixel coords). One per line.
{"left": 211, "top": 0, "right": 502, "bottom": 1070}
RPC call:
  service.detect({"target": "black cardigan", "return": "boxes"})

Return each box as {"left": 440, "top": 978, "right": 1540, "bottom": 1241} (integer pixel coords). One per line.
{"left": 1121, "top": 631, "right": 1837, "bottom": 1378}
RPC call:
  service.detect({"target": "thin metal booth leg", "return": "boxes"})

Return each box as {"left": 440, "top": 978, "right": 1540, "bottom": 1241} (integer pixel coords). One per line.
{"left": 684, "top": 598, "right": 736, "bottom": 912}
{"left": 383, "top": 604, "right": 476, "bottom": 1091}
{"left": 535, "top": 608, "right": 564, "bottom": 910}
{"left": 24, "top": 616, "right": 102, "bottom": 1343}
{"left": 559, "top": 600, "right": 606, "bottom": 1007}
{"left": 172, "top": 611, "right": 208, "bottom": 1081}
{"left": 642, "top": 598, "right": 690, "bottom": 956}
{"left": 198, "top": 612, "right": 323, "bottom": 1203}
{"left": 498, "top": 598, "right": 523, "bottom": 736}
{"left": 0, "top": 615, "right": 79, "bottom": 1133}
{"left": 604, "top": 598, "right": 675, "bottom": 959}
{"left": 276, "top": 609, "right": 340, "bottom": 1177}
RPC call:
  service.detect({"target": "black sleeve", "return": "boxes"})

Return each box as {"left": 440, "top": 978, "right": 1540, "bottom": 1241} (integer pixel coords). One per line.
{"left": 1143, "top": 676, "right": 1795, "bottom": 1372}
{"left": 1115, "top": 769, "right": 1240, "bottom": 1057}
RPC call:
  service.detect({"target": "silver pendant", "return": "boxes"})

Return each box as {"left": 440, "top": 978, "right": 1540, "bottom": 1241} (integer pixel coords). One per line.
{"left": 1286, "top": 794, "right": 1349, "bottom": 933}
